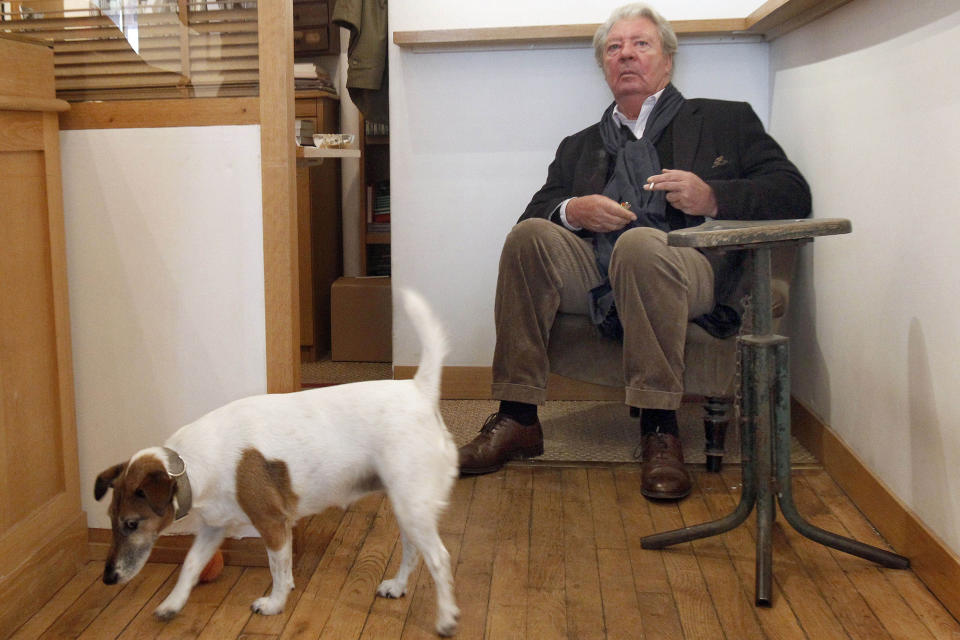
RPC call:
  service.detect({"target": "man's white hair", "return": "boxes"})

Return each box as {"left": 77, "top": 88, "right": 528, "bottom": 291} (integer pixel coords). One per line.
{"left": 592, "top": 3, "right": 678, "bottom": 68}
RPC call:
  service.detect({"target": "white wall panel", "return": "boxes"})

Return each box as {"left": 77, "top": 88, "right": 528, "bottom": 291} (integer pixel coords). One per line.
{"left": 771, "top": 2, "right": 960, "bottom": 552}
{"left": 61, "top": 126, "right": 267, "bottom": 528}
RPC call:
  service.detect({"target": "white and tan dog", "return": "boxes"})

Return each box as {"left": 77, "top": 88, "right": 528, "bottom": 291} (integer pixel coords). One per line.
{"left": 94, "top": 289, "right": 460, "bottom": 636}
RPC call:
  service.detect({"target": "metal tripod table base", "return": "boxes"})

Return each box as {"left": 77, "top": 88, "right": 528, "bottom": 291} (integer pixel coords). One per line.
{"left": 642, "top": 227, "right": 909, "bottom": 606}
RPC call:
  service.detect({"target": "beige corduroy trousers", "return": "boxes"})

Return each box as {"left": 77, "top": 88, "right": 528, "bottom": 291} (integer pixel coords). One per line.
{"left": 491, "top": 218, "right": 715, "bottom": 410}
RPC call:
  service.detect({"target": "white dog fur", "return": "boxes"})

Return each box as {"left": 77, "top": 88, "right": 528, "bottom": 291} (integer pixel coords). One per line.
{"left": 95, "top": 289, "right": 460, "bottom": 636}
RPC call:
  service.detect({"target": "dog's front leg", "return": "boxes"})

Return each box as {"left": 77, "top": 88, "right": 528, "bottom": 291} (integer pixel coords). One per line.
{"left": 155, "top": 526, "right": 225, "bottom": 620}
{"left": 252, "top": 530, "right": 294, "bottom": 615}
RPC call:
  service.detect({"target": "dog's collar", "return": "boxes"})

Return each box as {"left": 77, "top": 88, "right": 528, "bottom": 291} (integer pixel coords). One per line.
{"left": 162, "top": 447, "right": 192, "bottom": 520}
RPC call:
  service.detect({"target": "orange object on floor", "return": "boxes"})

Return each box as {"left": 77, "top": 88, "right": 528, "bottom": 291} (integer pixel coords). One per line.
{"left": 198, "top": 549, "right": 224, "bottom": 583}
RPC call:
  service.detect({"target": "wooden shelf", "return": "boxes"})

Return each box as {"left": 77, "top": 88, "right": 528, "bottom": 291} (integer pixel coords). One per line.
{"left": 297, "top": 146, "right": 361, "bottom": 159}
{"left": 297, "top": 146, "right": 361, "bottom": 166}
{"left": 393, "top": 0, "right": 852, "bottom": 50}
{"left": 366, "top": 231, "right": 391, "bottom": 245}
{"left": 394, "top": 19, "right": 747, "bottom": 51}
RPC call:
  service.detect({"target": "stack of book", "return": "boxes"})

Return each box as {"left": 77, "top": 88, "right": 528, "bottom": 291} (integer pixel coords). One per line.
{"left": 294, "top": 62, "right": 337, "bottom": 97}
{"left": 365, "top": 180, "right": 390, "bottom": 276}
{"left": 364, "top": 120, "right": 389, "bottom": 137}
{"left": 366, "top": 181, "right": 391, "bottom": 232}
{"left": 295, "top": 119, "right": 315, "bottom": 146}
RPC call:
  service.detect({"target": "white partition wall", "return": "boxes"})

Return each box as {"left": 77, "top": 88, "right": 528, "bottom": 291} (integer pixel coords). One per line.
{"left": 61, "top": 126, "right": 267, "bottom": 528}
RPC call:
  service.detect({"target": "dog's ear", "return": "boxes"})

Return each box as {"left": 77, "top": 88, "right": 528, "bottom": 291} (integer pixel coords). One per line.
{"left": 95, "top": 463, "right": 127, "bottom": 500}
{"left": 137, "top": 470, "right": 176, "bottom": 516}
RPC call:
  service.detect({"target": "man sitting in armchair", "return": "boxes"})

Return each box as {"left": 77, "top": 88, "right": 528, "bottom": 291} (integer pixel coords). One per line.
{"left": 457, "top": 2, "right": 811, "bottom": 500}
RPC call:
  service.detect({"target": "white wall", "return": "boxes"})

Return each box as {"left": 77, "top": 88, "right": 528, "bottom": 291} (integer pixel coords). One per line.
{"left": 771, "top": 1, "right": 960, "bottom": 554}
{"left": 62, "top": 126, "right": 267, "bottom": 529}
{"left": 389, "top": 2, "right": 770, "bottom": 366}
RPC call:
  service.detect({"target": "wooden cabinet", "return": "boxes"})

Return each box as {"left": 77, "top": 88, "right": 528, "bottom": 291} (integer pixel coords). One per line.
{"left": 296, "top": 92, "right": 343, "bottom": 360}
{"left": 0, "top": 35, "right": 84, "bottom": 639}
{"left": 293, "top": 0, "right": 341, "bottom": 58}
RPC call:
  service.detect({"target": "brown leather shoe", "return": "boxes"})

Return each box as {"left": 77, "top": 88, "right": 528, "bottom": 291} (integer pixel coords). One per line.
{"left": 639, "top": 432, "right": 692, "bottom": 500}
{"left": 458, "top": 413, "right": 544, "bottom": 476}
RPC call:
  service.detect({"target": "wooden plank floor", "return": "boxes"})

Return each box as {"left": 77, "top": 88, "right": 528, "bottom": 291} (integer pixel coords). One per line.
{"left": 13, "top": 465, "right": 960, "bottom": 639}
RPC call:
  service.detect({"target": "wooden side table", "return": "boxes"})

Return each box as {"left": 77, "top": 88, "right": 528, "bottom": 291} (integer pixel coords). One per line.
{"left": 641, "top": 218, "right": 910, "bottom": 606}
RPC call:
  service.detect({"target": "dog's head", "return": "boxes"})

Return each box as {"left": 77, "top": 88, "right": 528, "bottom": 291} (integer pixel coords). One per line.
{"left": 94, "top": 447, "right": 189, "bottom": 585}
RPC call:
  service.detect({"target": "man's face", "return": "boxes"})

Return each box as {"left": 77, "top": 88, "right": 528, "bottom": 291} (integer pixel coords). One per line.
{"left": 602, "top": 17, "right": 673, "bottom": 106}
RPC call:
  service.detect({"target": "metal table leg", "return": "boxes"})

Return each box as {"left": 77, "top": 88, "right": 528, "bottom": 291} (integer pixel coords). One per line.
{"left": 771, "top": 340, "right": 910, "bottom": 570}
{"left": 640, "top": 245, "right": 909, "bottom": 605}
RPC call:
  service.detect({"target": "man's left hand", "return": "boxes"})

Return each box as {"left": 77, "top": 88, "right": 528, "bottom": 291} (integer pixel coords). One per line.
{"left": 645, "top": 169, "right": 718, "bottom": 218}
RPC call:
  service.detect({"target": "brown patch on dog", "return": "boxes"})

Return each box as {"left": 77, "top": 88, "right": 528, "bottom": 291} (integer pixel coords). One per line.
{"left": 236, "top": 448, "right": 300, "bottom": 550}
{"left": 125, "top": 456, "right": 177, "bottom": 516}
{"left": 96, "top": 454, "right": 178, "bottom": 582}
{"left": 101, "top": 454, "right": 177, "bottom": 525}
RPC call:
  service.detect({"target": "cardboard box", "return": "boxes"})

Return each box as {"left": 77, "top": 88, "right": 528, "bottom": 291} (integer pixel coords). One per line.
{"left": 330, "top": 276, "right": 392, "bottom": 362}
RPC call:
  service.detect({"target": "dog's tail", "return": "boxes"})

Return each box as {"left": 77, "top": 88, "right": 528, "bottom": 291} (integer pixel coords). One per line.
{"left": 401, "top": 288, "right": 448, "bottom": 406}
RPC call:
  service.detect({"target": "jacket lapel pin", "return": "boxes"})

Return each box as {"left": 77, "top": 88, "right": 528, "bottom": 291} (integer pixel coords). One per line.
{"left": 712, "top": 155, "right": 728, "bottom": 168}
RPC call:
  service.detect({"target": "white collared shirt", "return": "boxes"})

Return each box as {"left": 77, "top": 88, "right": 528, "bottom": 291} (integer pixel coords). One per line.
{"left": 557, "top": 89, "right": 664, "bottom": 230}
{"left": 611, "top": 89, "right": 663, "bottom": 139}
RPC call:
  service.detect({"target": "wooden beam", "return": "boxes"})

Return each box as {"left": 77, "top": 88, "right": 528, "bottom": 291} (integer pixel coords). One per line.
{"left": 0, "top": 95, "right": 69, "bottom": 112}
{"left": 747, "top": 0, "right": 853, "bottom": 40}
{"left": 393, "top": 19, "right": 749, "bottom": 51}
{"left": 392, "top": 0, "right": 852, "bottom": 51}
{"left": 258, "top": 0, "right": 300, "bottom": 393}
{"left": 57, "top": 96, "right": 257, "bottom": 129}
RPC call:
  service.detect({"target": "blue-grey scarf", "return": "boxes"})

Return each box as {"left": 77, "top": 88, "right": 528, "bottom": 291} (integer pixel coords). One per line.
{"left": 589, "top": 83, "right": 686, "bottom": 337}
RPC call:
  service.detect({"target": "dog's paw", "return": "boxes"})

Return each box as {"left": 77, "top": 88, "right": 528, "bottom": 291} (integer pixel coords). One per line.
{"left": 435, "top": 605, "right": 460, "bottom": 637}
{"left": 251, "top": 596, "right": 285, "bottom": 616}
{"left": 436, "top": 618, "right": 458, "bottom": 637}
{"left": 153, "top": 605, "right": 180, "bottom": 621}
{"left": 376, "top": 578, "right": 407, "bottom": 599}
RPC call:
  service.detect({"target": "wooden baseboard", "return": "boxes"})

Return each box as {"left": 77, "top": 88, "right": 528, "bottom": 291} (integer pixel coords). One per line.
{"left": 393, "top": 365, "right": 624, "bottom": 401}
{"left": 88, "top": 528, "right": 269, "bottom": 568}
{"left": 792, "top": 397, "right": 960, "bottom": 621}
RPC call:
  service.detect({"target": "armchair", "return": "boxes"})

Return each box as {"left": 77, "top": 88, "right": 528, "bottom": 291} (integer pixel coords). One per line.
{"left": 546, "top": 220, "right": 797, "bottom": 472}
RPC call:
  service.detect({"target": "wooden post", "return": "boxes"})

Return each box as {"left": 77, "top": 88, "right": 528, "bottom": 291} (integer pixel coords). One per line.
{"left": 259, "top": 0, "right": 300, "bottom": 392}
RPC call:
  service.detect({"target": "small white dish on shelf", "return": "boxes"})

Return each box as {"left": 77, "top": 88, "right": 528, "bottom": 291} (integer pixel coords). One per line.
{"left": 312, "top": 133, "right": 356, "bottom": 149}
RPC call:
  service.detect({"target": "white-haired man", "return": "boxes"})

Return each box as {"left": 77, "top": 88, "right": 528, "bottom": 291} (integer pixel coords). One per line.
{"left": 458, "top": 4, "right": 811, "bottom": 500}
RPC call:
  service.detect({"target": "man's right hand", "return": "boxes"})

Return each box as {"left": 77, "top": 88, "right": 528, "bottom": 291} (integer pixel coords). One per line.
{"left": 565, "top": 195, "right": 637, "bottom": 232}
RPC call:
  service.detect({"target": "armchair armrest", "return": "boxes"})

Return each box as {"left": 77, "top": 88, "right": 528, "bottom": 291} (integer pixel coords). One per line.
{"left": 667, "top": 218, "right": 851, "bottom": 250}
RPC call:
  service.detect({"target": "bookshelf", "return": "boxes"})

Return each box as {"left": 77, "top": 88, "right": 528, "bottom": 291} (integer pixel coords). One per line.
{"left": 360, "top": 115, "right": 391, "bottom": 276}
